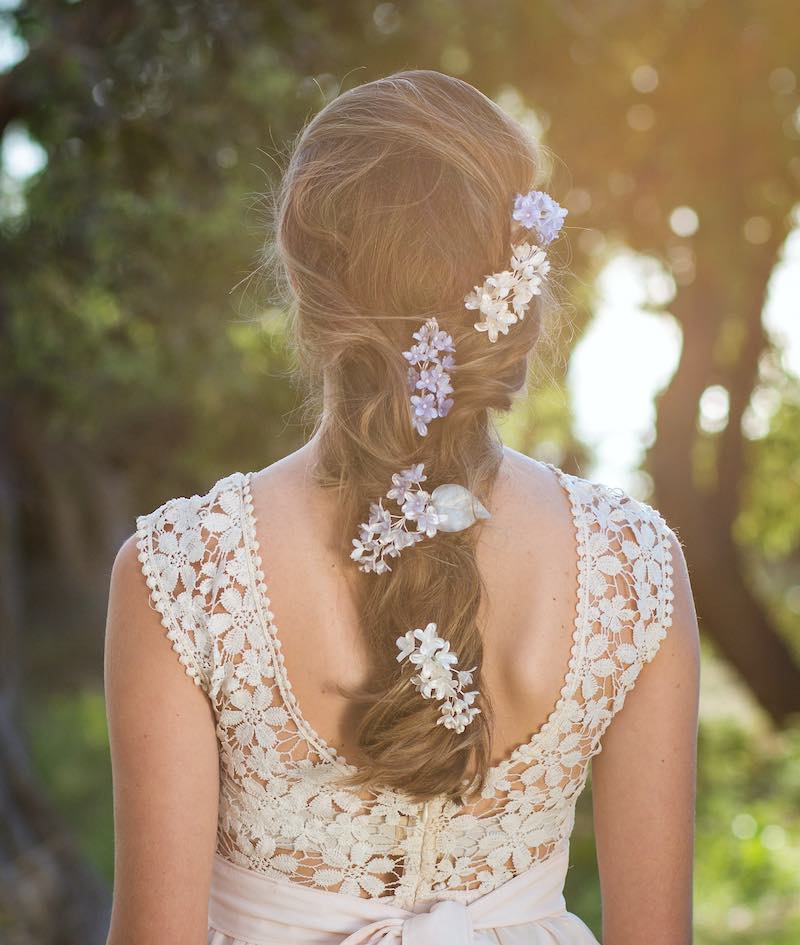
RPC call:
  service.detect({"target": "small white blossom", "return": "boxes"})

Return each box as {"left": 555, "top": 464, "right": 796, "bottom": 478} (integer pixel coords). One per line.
{"left": 395, "top": 622, "right": 481, "bottom": 735}
{"left": 395, "top": 630, "right": 418, "bottom": 663}
{"left": 466, "top": 241, "right": 551, "bottom": 343}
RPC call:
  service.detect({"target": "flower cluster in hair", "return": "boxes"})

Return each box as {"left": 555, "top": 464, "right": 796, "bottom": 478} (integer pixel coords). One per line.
{"left": 512, "top": 190, "right": 568, "bottom": 245}
{"left": 396, "top": 622, "right": 481, "bottom": 733}
{"left": 350, "top": 464, "right": 435, "bottom": 574}
{"left": 465, "top": 243, "right": 551, "bottom": 344}
{"left": 465, "top": 189, "right": 567, "bottom": 344}
{"left": 351, "top": 467, "right": 490, "bottom": 575}
{"left": 402, "top": 318, "right": 455, "bottom": 436}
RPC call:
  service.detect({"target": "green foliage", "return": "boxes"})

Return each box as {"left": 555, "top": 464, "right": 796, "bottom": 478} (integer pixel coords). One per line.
{"left": 556, "top": 708, "right": 800, "bottom": 942}
{"left": 739, "top": 387, "right": 800, "bottom": 560}
{"left": 1, "top": 1, "right": 317, "bottom": 503}
{"left": 24, "top": 688, "right": 114, "bottom": 880}
{"left": 693, "top": 720, "right": 800, "bottom": 942}
{"left": 738, "top": 382, "right": 800, "bottom": 659}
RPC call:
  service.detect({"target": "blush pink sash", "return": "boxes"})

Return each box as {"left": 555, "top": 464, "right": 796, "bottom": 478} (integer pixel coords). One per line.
{"left": 207, "top": 841, "right": 601, "bottom": 945}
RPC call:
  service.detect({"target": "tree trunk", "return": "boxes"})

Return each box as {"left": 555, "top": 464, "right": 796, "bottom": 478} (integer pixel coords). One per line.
{"left": 649, "top": 265, "right": 800, "bottom": 724}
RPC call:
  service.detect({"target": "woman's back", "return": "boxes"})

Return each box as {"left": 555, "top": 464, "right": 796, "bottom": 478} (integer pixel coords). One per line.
{"left": 131, "top": 443, "right": 679, "bottom": 911}
{"left": 240, "top": 444, "right": 634, "bottom": 777}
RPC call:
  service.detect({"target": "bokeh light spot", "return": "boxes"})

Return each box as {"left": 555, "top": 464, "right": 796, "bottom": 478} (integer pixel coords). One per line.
{"left": 743, "top": 215, "right": 772, "bottom": 244}
{"left": 631, "top": 64, "right": 659, "bottom": 93}
{"left": 769, "top": 66, "right": 796, "bottom": 94}
{"left": 699, "top": 385, "right": 730, "bottom": 433}
{"left": 440, "top": 47, "right": 470, "bottom": 75}
{"left": 373, "top": 3, "right": 400, "bottom": 35}
{"left": 669, "top": 206, "right": 700, "bottom": 237}
{"left": 731, "top": 812, "right": 757, "bottom": 839}
{"left": 760, "top": 824, "right": 786, "bottom": 850}
{"left": 626, "top": 103, "right": 655, "bottom": 131}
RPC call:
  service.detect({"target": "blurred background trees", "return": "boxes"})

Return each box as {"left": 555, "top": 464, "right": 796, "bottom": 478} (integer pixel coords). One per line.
{"left": 1, "top": 1, "right": 798, "bottom": 942}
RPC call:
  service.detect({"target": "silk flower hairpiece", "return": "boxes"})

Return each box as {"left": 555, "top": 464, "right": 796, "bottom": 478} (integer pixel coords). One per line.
{"left": 466, "top": 190, "right": 567, "bottom": 343}
{"left": 350, "top": 463, "right": 490, "bottom": 575}
{"left": 351, "top": 188, "right": 568, "bottom": 732}
{"left": 396, "top": 623, "right": 481, "bottom": 734}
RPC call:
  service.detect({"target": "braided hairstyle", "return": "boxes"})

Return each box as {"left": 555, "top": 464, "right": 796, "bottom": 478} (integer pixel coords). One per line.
{"left": 272, "top": 69, "right": 562, "bottom": 802}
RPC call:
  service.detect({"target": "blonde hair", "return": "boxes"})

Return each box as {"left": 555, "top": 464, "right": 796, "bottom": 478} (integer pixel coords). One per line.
{"left": 273, "top": 69, "right": 561, "bottom": 802}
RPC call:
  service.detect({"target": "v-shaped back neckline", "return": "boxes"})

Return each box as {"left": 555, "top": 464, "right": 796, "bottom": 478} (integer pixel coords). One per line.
{"left": 236, "top": 459, "right": 592, "bottom": 788}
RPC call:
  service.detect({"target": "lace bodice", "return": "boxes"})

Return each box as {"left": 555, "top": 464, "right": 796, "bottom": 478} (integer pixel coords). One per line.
{"left": 135, "top": 461, "right": 675, "bottom": 910}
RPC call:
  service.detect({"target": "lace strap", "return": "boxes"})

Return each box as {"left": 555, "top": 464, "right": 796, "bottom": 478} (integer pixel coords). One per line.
{"left": 607, "top": 493, "right": 676, "bottom": 718}
{"left": 135, "top": 480, "right": 239, "bottom": 692}
{"left": 551, "top": 479, "right": 677, "bottom": 756}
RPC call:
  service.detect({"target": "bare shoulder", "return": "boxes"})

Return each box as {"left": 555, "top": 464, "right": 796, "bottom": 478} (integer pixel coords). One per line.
{"left": 502, "top": 450, "right": 698, "bottom": 651}
{"left": 659, "top": 525, "right": 699, "bottom": 667}
{"left": 106, "top": 526, "right": 179, "bottom": 675}
{"left": 499, "top": 446, "right": 616, "bottom": 510}
{"left": 499, "top": 445, "right": 561, "bottom": 488}
{"left": 493, "top": 446, "right": 573, "bottom": 525}
{"left": 248, "top": 441, "right": 321, "bottom": 507}
{"left": 109, "top": 531, "right": 148, "bottom": 613}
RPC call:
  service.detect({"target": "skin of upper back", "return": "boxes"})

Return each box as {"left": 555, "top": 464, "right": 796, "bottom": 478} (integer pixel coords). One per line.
{"left": 104, "top": 442, "right": 699, "bottom": 945}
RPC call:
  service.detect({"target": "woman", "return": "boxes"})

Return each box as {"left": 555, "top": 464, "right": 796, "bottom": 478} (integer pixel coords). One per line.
{"left": 104, "top": 70, "right": 700, "bottom": 944}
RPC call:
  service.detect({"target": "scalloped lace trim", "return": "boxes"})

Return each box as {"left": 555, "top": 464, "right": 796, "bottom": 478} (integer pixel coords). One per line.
{"left": 136, "top": 511, "right": 206, "bottom": 688}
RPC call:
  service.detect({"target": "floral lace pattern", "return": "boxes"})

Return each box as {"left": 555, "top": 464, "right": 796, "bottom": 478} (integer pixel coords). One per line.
{"left": 135, "top": 462, "right": 675, "bottom": 909}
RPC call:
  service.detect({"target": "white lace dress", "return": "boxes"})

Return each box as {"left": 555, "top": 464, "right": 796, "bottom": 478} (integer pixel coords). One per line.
{"left": 135, "top": 461, "right": 676, "bottom": 945}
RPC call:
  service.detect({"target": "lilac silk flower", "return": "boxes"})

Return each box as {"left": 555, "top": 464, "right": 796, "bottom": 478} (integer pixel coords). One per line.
{"left": 402, "top": 318, "right": 455, "bottom": 436}
{"left": 512, "top": 190, "right": 569, "bottom": 245}
{"left": 351, "top": 463, "right": 490, "bottom": 574}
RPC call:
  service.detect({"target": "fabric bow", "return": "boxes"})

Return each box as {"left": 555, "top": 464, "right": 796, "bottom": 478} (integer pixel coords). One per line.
{"left": 339, "top": 898, "right": 495, "bottom": 945}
